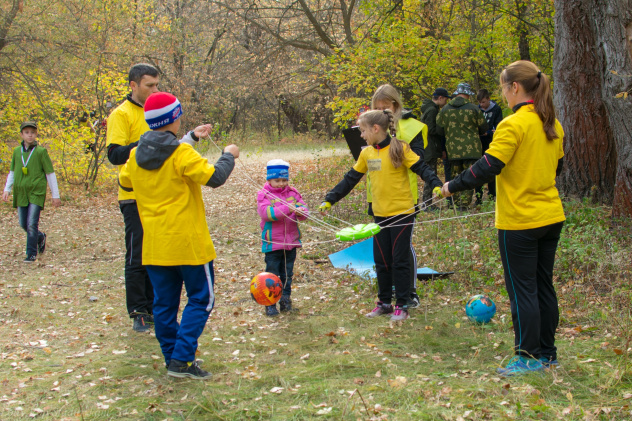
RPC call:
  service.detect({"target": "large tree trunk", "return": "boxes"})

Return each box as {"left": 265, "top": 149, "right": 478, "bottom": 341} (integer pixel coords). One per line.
{"left": 554, "top": 0, "right": 632, "bottom": 217}
{"left": 516, "top": 1, "right": 531, "bottom": 61}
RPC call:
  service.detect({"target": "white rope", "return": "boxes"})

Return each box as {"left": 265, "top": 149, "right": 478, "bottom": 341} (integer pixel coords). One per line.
{"left": 245, "top": 231, "right": 339, "bottom": 248}
{"left": 383, "top": 211, "right": 495, "bottom": 228}
{"left": 203, "top": 134, "right": 495, "bottom": 243}
{"left": 205, "top": 134, "right": 341, "bottom": 234}
{"left": 377, "top": 196, "right": 449, "bottom": 229}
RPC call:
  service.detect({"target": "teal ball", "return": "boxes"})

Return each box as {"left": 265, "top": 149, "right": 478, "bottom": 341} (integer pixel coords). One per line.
{"left": 465, "top": 294, "right": 496, "bottom": 324}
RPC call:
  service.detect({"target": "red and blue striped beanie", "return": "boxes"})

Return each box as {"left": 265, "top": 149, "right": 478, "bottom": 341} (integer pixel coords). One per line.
{"left": 144, "top": 92, "right": 183, "bottom": 129}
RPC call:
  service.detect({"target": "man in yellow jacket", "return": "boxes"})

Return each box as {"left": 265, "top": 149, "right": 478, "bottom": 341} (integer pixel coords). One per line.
{"left": 119, "top": 92, "right": 239, "bottom": 380}
{"left": 106, "top": 63, "right": 159, "bottom": 332}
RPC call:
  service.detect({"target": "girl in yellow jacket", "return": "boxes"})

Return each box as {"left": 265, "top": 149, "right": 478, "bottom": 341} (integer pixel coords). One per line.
{"left": 371, "top": 84, "right": 429, "bottom": 308}
{"left": 321, "top": 109, "right": 442, "bottom": 321}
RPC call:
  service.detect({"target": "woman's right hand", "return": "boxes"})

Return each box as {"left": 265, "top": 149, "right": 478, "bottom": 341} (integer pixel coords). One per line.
{"left": 441, "top": 182, "right": 452, "bottom": 197}
{"left": 2, "top": 191, "right": 9, "bottom": 202}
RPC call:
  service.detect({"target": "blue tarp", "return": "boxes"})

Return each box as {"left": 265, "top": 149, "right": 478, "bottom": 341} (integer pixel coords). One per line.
{"left": 328, "top": 239, "right": 444, "bottom": 280}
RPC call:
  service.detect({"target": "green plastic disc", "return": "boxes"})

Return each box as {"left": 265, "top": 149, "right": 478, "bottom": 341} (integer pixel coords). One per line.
{"left": 335, "top": 223, "right": 381, "bottom": 241}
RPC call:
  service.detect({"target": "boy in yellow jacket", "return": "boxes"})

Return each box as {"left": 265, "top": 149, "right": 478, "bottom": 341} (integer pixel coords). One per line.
{"left": 119, "top": 92, "right": 239, "bottom": 379}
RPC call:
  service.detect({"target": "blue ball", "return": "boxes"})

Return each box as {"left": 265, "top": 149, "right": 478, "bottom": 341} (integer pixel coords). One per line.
{"left": 465, "top": 294, "right": 496, "bottom": 324}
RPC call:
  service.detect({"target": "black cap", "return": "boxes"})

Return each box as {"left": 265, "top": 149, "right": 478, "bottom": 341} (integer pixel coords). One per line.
{"left": 20, "top": 121, "right": 38, "bottom": 131}
{"left": 432, "top": 88, "right": 452, "bottom": 98}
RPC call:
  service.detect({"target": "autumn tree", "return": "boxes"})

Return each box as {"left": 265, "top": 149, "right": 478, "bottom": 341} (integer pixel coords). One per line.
{"left": 554, "top": 0, "right": 632, "bottom": 217}
{"left": 325, "top": 0, "right": 555, "bottom": 125}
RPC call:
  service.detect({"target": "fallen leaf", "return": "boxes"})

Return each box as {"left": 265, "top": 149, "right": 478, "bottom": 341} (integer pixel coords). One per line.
{"left": 316, "top": 407, "right": 332, "bottom": 415}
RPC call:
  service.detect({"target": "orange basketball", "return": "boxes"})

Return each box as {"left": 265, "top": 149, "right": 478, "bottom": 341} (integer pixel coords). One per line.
{"left": 250, "top": 272, "right": 283, "bottom": 306}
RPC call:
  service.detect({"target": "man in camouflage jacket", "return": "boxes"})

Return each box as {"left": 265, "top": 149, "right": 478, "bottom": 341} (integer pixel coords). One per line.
{"left": 436, "top": 83, "right": 488, "bottom": 210}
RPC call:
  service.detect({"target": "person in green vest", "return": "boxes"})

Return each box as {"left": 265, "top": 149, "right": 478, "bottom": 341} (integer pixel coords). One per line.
{"left": 370, "top": 84, "right": 429, "bottom": 308}
{"left": 3, "top": 121, "right": 61, "bottom": 262}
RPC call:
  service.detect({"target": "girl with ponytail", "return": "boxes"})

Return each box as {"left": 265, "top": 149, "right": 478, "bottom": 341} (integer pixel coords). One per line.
{"left": 319, "top": 109, "right": 443, "bottom": 321}
{"left": 441, "top": 60, "right": 566, "bottom": 376}
{"left": 371, "top": 84, "right": 430, "bottom": 309}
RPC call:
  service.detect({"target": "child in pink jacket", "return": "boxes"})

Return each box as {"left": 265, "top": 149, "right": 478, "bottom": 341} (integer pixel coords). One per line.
{"left": 256, "top": 159, "right": 309, "bottom": 316}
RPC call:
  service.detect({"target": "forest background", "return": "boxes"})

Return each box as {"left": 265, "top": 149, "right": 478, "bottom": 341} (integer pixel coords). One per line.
{"left": 0, "top": 0, "right": 555, "bottom": 184}
{"left": 0, "top": 0, "right": 631, "bottom": 214}
{"left": 1, "top": 2, "right": 632, "bottom": 419}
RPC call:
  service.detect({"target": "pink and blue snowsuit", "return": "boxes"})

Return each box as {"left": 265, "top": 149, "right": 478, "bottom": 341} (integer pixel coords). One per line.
{"left": 256, "top": 182, "right": 309, "bottom": 296}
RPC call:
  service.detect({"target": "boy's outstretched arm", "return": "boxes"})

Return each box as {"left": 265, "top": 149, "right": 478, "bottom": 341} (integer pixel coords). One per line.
{"left": 2, "top": 171, "right": 14, "bottom": 201}
{"left": 206, "top": 145, "right": 238, "bottom": 188}
{"left": 45, "top": 172, "right": 61, "bottom": 207}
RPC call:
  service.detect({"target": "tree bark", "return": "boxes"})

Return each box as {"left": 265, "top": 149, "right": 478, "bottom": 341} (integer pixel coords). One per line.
{"left": 553, "top": 0, "right": 632, "bottom": 217}
{"left": 515, "top": 1, "right": 531, "bottom": 61}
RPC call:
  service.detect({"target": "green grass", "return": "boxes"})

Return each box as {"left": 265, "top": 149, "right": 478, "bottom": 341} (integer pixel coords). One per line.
{"left": 0, "top": 146, "right": 631, "bottom": 420}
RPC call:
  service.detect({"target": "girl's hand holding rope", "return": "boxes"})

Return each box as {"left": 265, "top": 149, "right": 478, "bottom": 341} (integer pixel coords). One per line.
{"left": 294, "top": 204, "right": 308, "bottom": 217}
{"left": 319, "top": 201, "right": 332, "bottom": 215}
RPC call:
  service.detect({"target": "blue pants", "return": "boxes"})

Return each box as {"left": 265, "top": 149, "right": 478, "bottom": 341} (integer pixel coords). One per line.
{"left": 264, "top": 248, "right": 296, "bottom": 297}
{"left": 146, "top": 262, "right": 215, "bottom": 366}
{"left": 18, "top": 203, "right": 45, "bottom": 257}
{"left": 498, "top": 222, "right": 563, "bottom": 360}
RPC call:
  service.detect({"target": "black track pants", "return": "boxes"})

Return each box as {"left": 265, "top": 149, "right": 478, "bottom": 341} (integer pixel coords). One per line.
{"left": 373, "top": 214, "right": 415, "bottom": 307}
{"left": 498, "top": 222, "right": 563, "bottom": 360}
{"left": 120, "top": 202, "right": 154, "bottom": 317}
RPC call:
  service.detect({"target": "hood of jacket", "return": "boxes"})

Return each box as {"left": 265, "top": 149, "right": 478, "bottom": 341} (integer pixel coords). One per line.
{"left": 135, "top": 130, "right": 180, "bottom": 170}
{"left": 263, "top": 182, "right": 301, "bottom": 197}
{"left": 401, "top": 108, "right": 418, "bottom": 120}
{"left": 480, "top": 100, "right": 498, "bottom": 113}
{"left": 447, "top": 96, "right": 468, "bottom": 108}
{"left": 421, "top": 98, "right": 438, "bottom": 113}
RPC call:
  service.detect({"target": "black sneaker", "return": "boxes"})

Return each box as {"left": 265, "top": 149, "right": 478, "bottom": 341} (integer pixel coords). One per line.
{"left": 133, "top": 314, "right": 150, "bottom": 332}
{"left": 167, "top": 359, "right": 212, "bottom": 380}
{"left": 407, "top": 293, "right": 420, "bottom": 309}
{"left": 145, "top": 314, "right": 154, "bottom": 324}
{"left": 38, "top": 233, "right": 47, "bottom": 254}
{"left": 279, "top": 296, "right": 292, "bottom": 312}
{"left": 23, "top": 255, "right": 36, "bottom": 263}
{"left": 265, "top": 305, "right": 279, "bottom": 317}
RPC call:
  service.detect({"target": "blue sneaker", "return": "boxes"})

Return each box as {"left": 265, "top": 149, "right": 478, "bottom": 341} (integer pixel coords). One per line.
{"left": 265, "top": 305, "right": 279, "bottom": 317}
{"left": 539, "top": 357, "right": 559, "bottom": 368}
{"left": 497, "top": 356, "right": 544, "bottom": 377}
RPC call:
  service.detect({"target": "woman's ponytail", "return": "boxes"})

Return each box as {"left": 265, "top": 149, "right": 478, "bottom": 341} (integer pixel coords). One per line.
{"left": 532, "top": 72, "right": 558, "bottom": 140}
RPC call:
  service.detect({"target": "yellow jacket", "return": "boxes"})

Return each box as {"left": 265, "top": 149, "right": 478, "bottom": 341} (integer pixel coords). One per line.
{"left": 119, "top": 130, "right": 234, "bottom": 265}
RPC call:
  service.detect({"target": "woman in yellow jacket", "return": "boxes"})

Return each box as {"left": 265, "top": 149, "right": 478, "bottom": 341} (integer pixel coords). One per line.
{"left": 442, "top": 61, "right": 565, "bottom": 376}
{"left": 371, "top": 84, "right": 429, "bottom": 308}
